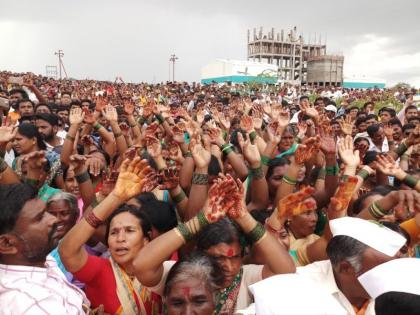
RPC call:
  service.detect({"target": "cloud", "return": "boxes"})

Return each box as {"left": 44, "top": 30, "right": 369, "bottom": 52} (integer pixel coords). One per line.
{"left": 344, "top": 34, "right": 420, "bottom": 86}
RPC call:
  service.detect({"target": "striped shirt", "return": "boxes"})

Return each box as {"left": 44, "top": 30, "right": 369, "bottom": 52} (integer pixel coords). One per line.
{"left": 0, "top": 255, "right": 89, "bottom": 315}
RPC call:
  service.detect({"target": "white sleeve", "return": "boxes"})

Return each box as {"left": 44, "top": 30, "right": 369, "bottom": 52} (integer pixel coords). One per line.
{"left": 145, "top": 260, "right": 176, "bottom": 296}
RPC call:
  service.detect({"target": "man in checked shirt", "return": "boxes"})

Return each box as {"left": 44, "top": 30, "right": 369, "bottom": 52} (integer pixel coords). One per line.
{"left": 0, "top": 183, "right": 90, "bottom": 314}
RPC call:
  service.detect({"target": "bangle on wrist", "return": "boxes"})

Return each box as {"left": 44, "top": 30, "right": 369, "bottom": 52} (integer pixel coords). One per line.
{"left": 173, "top": 190, "right": 186, "bottom": 203}
{"left": 250, "top": 165, "right": 264, "bottom": 179}
{"left": 183, "top": 151, "right": 193, "bottom": 158}
{"left": 282, "top": 175, "right": 297, "bottom": 185}
{"left": 85, "top": 211, "right": 104, "bottom": 229}
{"left": 358, "top": 169, "right": 370, "bottom": 180}
{"left": 75, "top": 171, "right": 90, "bottom": 184}
{"left": 129, "top": 122, "right": 137, "bottom": 128}
{"left": 249, "top": 131, "right": 257, "bottom": 143}
{"left": 65, "top": 134, "right": 75, "bottom": 142}
{"left": 388, "top": 140, "right": 395, "bottom": 145}
{"left": 403, "top": 175, "right": 419, "bottom": 189}
{"left": 400, "top": 154, "right": 409, "bottom": 161}
{"left": 197, "top": 211, "right": 209, "bottom": 229}
{"left": 93, "top": 123, "right": 102, "bottom": 131}
{"left": 395, "top": 141, "right": 408, "bottom": 157}
{"left": 368, "top": 201, "right": 388, "bottom": 219}
{"left": 156, "top": 113, "right": 165, "bottom": 124}
{"left": 138, "top": 116, "right": 146, "bottom": 125}
{"left": 247, "top": 222, "right": 266, "bottom": 244}
{"left": 261, "top": 155, "right": 270, "bottom": 166}
{"left": 176, "top": 223, "right": 193, "bottom": 243}
{"left": 325, "top": 165, "right": 339, "bottom": 176}
{"left": 192, "top": 172, "right": 209, "bottom": 185}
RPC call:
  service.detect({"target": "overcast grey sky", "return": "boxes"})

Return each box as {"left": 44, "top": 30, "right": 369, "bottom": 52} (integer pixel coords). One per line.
{"left": 1, "top": 0, "right": 419, "bottom": 86}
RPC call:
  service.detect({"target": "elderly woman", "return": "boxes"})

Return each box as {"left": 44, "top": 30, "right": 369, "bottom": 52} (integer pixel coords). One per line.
{"left": 133, "top": 175, "right": 295, "bottom": 314}
{"left": 164, "top": 252, "right": 224, "bottom": 315}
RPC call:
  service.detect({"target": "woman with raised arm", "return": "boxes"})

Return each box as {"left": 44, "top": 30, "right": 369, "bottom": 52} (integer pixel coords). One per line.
{"left": 59, "top": 157, "right": 162, "bottom": 315}
{"left": 133, "top": 174, "right": 295, "bottom": 315}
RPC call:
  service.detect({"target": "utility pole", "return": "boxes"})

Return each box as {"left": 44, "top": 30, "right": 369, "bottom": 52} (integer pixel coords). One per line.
{"left": 54, "top": 50, "right": 68, "bottom": 80}
{"left": 169, "top": 54, "right": 178, "bottom": 82}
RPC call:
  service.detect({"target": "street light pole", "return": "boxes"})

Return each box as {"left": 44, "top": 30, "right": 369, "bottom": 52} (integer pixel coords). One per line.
{"left": 169, "top": 54, "right": 178, "bottom": 82}
{"left": 54, "top": 50, "right": 68, "bottom": 80}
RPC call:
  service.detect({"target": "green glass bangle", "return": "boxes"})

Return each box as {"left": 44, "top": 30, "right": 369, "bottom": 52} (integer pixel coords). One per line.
{"left": 403, "top": 175, "right": 418, "bottom": 189}
{"left": 250, "top": 166, "right": 264, "bottom": 180}
{"left": 325, "top": 165, "right": 339, "bottom": 176}
{"left": 358, "top": 169, "right": 370, "bottom": 180}
{"left": 177, "top": 223, "right": 193, "bottom": 242}
{"left": 261, "top": 155, "right": 270, "bottom": 166}
{"left": 223, "top": 147, "right": 234, "bottom": 156}
{"left": 138, "top": 116, "right": 146, "bottom": 125}
{"left": 340, "top": 175, "right": 349, "bottom": 182}
{"left": 282, "top": 175, "right": 297, "bottom": 185}
{"left": 183, "top": 151, "right": 193, "bottom": 158}
{"left": 75, "top": 171, "right": 90, "bottom": 184}
{"left": 129, "top": 122, "right": 137, "bottom": 128}
{"left": 222, "top": 131, "right": 228, "bottom": 141}
{"left": 173, "top": 190, "right": 186, "bottom": 203}
{"left": 93, "top": 123, "right": 103, "bottom": 131}
{"left": 395, "top": 142, "right": 408, "bottom": 157}
{"left": 247, "top": 222, "right": 266, "bottom": 244}
{"left": 249, "top": 131, "right": 257, "bottom": 142}
{"left": 156, "top": 114, "right": 165, "bottom": 124}
{"left": 197, "top": 211, "right": 209, "bottom": 229}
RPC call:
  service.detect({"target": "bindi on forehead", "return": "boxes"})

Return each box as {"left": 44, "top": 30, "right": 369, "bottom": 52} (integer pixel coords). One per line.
{"left": 227, "top": 247, "right": 234, "bottom": 257}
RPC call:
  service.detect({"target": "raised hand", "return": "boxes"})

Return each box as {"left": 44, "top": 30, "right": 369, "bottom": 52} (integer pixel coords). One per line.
{"left": 158, "top": 167, "right": 179, "bottom": 190}
{"left": 338, "top": 135, "right": 360, "bottom": 168}
{"left": 69, "top": 107, "right": 85, "bottom": 126}
{"left": 102, "top": 105, "right": 118, "bottom": 122}
{"left": 240, "top": 115, "right": 254, "bottom": 133}
{"left": 85, "top": 156, "right": 104, "bottom": 177}
{"left": 196, "top": 109, "right": 205, "bottom": 125}
{"left": 123, "top": 99, "right": 135, "bottom": 115}
{"left": 277, "top": 186, "right": 316, "bottom": 219}
{"left": 168, "top": 140, "right": 183, "bottom": 162}
{"left": 95, "top": 96, "right": 108, "bottom": 112}
{"left": 0, "top": 124, "right": 17, "bottom": 143}
{"left": 376, "top": 154, "right": 404, "bottom": 177}
{"left": 294, "top": 136, "right": 321, "bottom": 165}
{"left": 207, "top": 127, "right": 225, "bottom": 147}
{"left": 319, "top": 124, "right": 336, "bottom": 155}
{"left": 146, "top": 136, "right": 162, "bottom": 158}
{"left": 262, "top": 102, "right": 272, "bottom": 117}
{"left": 144, "top": 122, "right": 159, "bottom": 138}
{"left": 239, "top": 133, "right": 261, "bottom": 167}
{"left": 113, "top": 158, "right": 154, "bottom": 201}
{"left": 142, "top": 101, "right": 154, "bottom": 118}
{"left": 330, "top": 176, "right": 358, "bottom": 212}
{"left": 172, "top": 124, "right": 186, "bottom": 144}
{"left": 69, "top": 154, "right": 87, "bottom": 174}
{"left": 297, "top": 121, "right": 308, "bottom": 139}
{"left": 23, "top": 151, "right": 47, "bottom": 171}
{"left": 406, "top": 125, "right": 420, "bottom": 147}
{"left": 277, "top": 109, "right": 290, "bottom": 129}
{"left": 300, "top": 102, "right": 319, "bottom": 120}
{"left": 252, "top": 109, "right": 263, "bottom": 130}
{"left": 190, "top": 134, "right": 211, "bottom": 169}
{"left": 219, "top": 113, "right": 231, "bottom": 130}
{"left": 338, "top": 116, "right": 354, "bottom": 136}
{"left": 267, "top": 121, "right": 282, "bottom": 143}
{"left": 204, "top": 174, "right": 244, "bottom": 222}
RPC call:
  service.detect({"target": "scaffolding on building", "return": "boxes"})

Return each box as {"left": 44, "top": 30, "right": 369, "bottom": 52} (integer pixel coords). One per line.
{"left": 247, "top": 27, "right": 342, "bottom": 85}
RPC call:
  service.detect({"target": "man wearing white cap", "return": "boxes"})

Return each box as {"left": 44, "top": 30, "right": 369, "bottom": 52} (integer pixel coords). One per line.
{"left": 358, "top": 258, "right": 420, "bottom": 315}
{"left": 248, "top": 217, "right": 407, "bottom": 315}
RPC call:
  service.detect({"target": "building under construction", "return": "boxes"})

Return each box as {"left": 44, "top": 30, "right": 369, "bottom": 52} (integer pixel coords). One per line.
{"left": 247, "top": 27, "right": 343, "bottom": 86}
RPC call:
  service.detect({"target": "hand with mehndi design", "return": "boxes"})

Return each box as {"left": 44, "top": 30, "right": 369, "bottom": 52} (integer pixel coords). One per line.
{"left": 277, "top": 186, "right": 316, "bottom": 219}
{"left": 158, "top": 167, "right": 179, "bottom": 190}
{"left": 294, "top": 136, "right": 321, "bottom": 165}
{"left": 330, "top": 176, "right": 358, "bottom": 212}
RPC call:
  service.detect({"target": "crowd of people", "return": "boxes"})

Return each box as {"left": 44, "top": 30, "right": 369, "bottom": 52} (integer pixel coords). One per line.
{"left": 0, "top": 70, "right": 419, "bottom": 315}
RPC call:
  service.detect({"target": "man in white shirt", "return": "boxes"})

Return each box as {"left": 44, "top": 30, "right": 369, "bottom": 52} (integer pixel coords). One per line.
{"left": 249, "top": 217, "right": 406, "bottom": 315}
{"left": 0, "top": 183, "right": 88, "bottom": 314}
